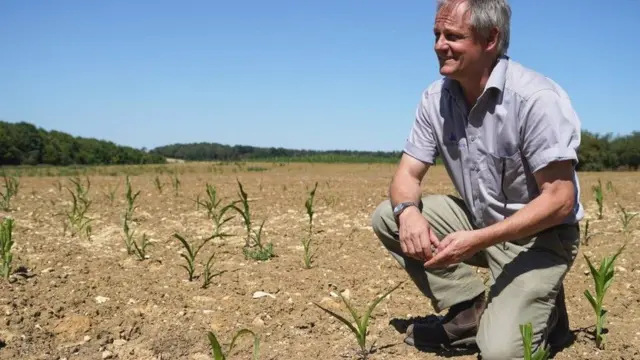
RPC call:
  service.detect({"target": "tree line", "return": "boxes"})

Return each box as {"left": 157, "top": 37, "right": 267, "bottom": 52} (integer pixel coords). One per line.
{"left": 150, "top": 131, "right": 640, "bottom": 171}
{"left": 1, "top": 120, "right": 638, "bottom": 171}
{"left": 0, "top": 121, "right": 165, "bottom": 166}
{"left": 148, "top": 142, "right": 402, "bottom": 163}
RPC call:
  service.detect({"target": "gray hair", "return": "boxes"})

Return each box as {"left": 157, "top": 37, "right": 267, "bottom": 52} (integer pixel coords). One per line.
{"left": 437, "top": 0, "right": 511, "bottom": 57}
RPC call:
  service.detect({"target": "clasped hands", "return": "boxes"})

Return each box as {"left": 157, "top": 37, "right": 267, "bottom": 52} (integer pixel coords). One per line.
{"left": 398, "top": 208, "right": 480, "bottom": 268}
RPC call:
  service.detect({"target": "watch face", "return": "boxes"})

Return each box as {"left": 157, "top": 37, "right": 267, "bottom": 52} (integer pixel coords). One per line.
{"left": 394, "top": 202, "right": 410, "bottom": 215}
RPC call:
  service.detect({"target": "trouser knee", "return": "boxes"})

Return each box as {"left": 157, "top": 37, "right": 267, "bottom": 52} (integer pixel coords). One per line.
{"left": 371, "top": 199, "right": 394, "bottom": 239}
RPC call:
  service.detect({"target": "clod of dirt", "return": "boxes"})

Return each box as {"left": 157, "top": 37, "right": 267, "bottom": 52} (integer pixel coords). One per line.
{"left": 52, "top": 315, "right": 91, "bottom": 342}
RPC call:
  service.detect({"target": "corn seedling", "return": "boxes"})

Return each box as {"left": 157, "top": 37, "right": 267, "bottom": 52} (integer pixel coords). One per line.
{"left": 207, "top": 329, "right": 260, "bottom": 360}
{"left": 172, "top": 174, "right": 181, "bottom": 196}
{"left": 62, "top": 177, "right": 92, "bottom": 238}
{"left": 302, "top": 182, "right": 318, "bottom": 269}
{"left": 193, "top": 183, "right": 236, "bottom": 240}
{"left": 606, "top": 180, "right": 615, "bottom": 194}
{"left": 1, "top": 217, "right": 15, "bottom": 280}
{"left": 519, "top": 322, "right": 550, "bottom": 360}
{"left": 232, "top": 179, "right": 253, "bottom": 247}
{"left": 196, "top": 183, "right": 227, "bottom": 220}
{"left": 616, "top": 204, "right": 637, "bottom": 234}
{"left": 582, "top": 219, "right": 596, "bottom": 246}
{"left": 132, "top": 233, "right": 152, "bottom": 261}
{"left": 153, "top": 176, "right": 163, "bottom": 194}
{"left": 583, "top": 243, "right": 626, "bottom": 349}
{"left": 242, "top": 220, "right": 274, "bottom": 261}
{"left": 105, "top": 182, "right": 119, "bottom": 206}
{"left": 314, "top": 282, "right": 403, "bottom": 359}
{"left": 174, "top": 233, "right": 211, "bottom": 281}
{"left": 231, "top": 179, "right": 275, "bottom": 261}
{"left": 592, "top": 180, "right": 604, "bottom": 220}
{"left": 122, "top": 216, "right": 136, "bottom": 254}
{"left": 124, "top": 176, "right": 140, "bottom": 221}
{"left": 201, "top": 252, "right": 225, "bottom": 289}
{"left": 54, "top": 180, "right": 63, "bottom": 193}
{"left": 0, "top": 174, "right": 19, "bottom": 211}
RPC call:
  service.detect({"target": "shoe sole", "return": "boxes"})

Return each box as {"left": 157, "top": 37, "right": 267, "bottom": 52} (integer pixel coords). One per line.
{"left": 404, "top": 324, "right": 477, "bottom": 351}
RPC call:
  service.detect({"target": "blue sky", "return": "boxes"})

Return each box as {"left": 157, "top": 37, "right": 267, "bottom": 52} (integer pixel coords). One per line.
{"left": 1, "top": 0, "right": 638, "bottom": 151}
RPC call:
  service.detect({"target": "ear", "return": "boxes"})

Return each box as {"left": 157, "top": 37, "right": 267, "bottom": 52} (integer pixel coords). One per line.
{"left": 484, "top": 28, "right": 500, "bottom": 52}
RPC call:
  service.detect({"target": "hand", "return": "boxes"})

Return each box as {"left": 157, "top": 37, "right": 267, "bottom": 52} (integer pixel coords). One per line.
{"left": 398, "top": 207, "right": 440, "bottom": 261}
{"left": 423, "top": 230, "right": 482, "bottom": 268}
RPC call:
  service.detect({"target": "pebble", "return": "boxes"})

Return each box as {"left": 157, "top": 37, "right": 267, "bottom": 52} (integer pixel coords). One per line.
{"left": 102, "top": 350, "right": 113, "bottom": 359}
{"left": 113, "top": 339, "right": 127, "bottom": 347}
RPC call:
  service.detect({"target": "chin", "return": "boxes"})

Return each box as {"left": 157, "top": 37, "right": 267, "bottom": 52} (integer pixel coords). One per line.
{"left": 439, "top": 65, "right": 456, "bottom": 77}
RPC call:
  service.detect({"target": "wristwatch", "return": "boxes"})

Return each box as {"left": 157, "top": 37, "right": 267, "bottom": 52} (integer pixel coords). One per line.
{"left": 393, "top": 200, "right": 422, "bottom": 221}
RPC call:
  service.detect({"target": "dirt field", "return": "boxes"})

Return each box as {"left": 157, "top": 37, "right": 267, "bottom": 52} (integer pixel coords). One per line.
{"left": 0, "top": 162, "right": 638, "bottom": 360}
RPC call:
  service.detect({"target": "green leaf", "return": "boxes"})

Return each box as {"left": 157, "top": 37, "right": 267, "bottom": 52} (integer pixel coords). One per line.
{"left": 227, "top": 329, "right": 260, "bottom": 360}
{"left": 314, "top": 302, "right": 361, "bottom": 339}
{"left": 584, "top": 290, "right": 598, "bottom": 313}
{"left": 207, "top": 331, "right": 225, "bottom": 360}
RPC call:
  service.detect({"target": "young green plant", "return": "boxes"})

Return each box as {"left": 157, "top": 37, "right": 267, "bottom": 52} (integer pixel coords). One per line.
{"left": 122, "top": 176, "right": 141, "bottom": 254}
{"left": 583, "top": 243, "right": 626, "bottom": 349}
{"left": 616, "top": 204, "right": 637, "bottom": 234}
{"left": 207, "top": 329, "right": 260, "bottom": 360}
{"left": 519, "top": 322, "right": 550, "bottom": 360}
{"left": 592, "top": 179, "right": 604, "bottom": 220}
{"left": 302, "top": 182, "right": 318, "bottom": 269}
{"left": 124, "top": 175, "right": 140, "bottom": 221}
{"left": 201, "top": 252, "right": 225, "bottom": 289}
{"left": 62, "top": 177, "right": 92, "bottom": 238}
{"left": 0, "top": 174, "right": 19, "bottom": 211}
{"left": 582, "top": 219, "right": 596, "bottom": 246}
{"left": 153, "top": 176, "right": 163, "bottom": 194}
{"left": 105, "top": 182, "right": 119, "bottom": 206}
{"left": 231, "top": 179, "right": 274, "bottom": 261}
{"left": 314, "top": 282, "right": 403, "bottom": 359}
{"left": 174, "top": 233, "right": 211, "bottom": 281}
{"left": 172, "top": 173, "right": 181, "bottom": 196}
{"left": 132, "top": 233, "right": 152, "bottom": 261}
{"left": 0, "top": 217, "right": 15, "bottom": 280}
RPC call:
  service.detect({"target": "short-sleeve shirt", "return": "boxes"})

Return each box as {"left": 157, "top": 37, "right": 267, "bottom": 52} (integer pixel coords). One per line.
{"left": 404, "top": 55, "right": 584, "bottom": 229}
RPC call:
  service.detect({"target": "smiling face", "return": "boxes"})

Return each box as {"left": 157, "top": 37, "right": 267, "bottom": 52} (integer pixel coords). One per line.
{"left": 433, "top": 0, "right": 497, "bottom": 82}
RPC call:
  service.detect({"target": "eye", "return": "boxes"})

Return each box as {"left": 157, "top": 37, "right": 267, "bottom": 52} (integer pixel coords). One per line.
{"left": 445, "top": 33, "right": 463, "bottom": 41}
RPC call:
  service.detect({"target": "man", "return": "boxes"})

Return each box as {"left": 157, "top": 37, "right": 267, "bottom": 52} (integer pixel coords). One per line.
{"left": 371, "top": 0, "right": 582, "bottom": 358}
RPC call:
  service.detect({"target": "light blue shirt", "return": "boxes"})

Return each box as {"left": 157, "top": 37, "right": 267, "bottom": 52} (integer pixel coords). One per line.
{"left": 404, "top": 56, "right": 584, "bottom": 228}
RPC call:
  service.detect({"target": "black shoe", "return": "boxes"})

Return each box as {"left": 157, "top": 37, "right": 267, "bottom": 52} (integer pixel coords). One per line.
{"left": 404, "top": 292, "right": 486, "bottom": 350}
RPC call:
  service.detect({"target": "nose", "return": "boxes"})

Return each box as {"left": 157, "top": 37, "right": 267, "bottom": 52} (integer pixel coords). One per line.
{"left": 434, "top": 34, "right": 447, "bottom": 53}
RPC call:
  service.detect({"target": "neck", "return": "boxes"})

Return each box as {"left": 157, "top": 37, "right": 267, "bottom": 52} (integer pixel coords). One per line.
{"left": 458, "top": 57, "right": 499, "bottom": 108}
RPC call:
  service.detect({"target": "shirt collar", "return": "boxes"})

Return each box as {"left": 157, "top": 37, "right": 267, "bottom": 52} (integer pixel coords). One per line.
{"left": 485, "top": 55, "right": 509, "bottom": 92}
{"left": 443, "top": 55, "right": 509, "bottom": 99}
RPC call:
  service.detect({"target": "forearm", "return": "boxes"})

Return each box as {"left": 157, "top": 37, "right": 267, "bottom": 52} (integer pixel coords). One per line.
{"left": 474, "top": 185, "right": 575, "bottom": 249}
{"left": 389, "top": 171, "right": 422, "bottom": 208}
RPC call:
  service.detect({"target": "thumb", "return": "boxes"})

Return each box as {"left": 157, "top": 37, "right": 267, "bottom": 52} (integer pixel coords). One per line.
{"left": 437, "top": 234, "right": 453, "bottom": 253}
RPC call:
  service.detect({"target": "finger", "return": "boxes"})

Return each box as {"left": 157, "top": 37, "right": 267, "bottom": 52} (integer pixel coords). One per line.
{"left": 411, "top": 232, "right": 426, "bottom": 261}
{"left": 420, "top": 228, "right": 433, "bottom": 260}
{"left": 399, "top": 231, "right": 408, "bottom": 254}
{"left": 400, "top": 238, "right": 408, "bottom": 256}
{"left": 404, "top": 233, "right": 417, "bottom": 259}
{"left": 423, "top": 250, "right": 444, "bottom": 268}
{"left": 429, "top": 228, "right": 440, "bottom": 249}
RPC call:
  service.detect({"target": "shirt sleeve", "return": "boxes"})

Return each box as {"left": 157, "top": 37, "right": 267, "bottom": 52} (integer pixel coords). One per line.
{"left": 403, "top": 92, "right": 439, "bottom": 164}
{"left": 519, "top": 89, "right": 581, "bottom": 173}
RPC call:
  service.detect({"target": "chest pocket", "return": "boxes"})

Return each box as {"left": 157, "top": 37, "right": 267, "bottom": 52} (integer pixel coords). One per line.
{"left": 479, "top": 148, "right": 528, "bottom": 204}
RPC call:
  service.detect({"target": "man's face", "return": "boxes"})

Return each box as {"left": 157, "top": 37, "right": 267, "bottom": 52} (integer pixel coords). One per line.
{"left": 433, "top": 0, "right": 490, "bottom": 80}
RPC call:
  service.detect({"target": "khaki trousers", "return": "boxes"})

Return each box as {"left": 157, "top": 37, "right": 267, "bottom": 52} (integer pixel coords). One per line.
{"left": 371, "top": 194, "right": 580, "bottom": 359}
